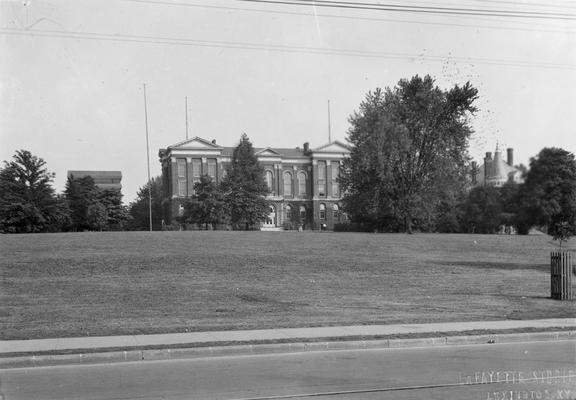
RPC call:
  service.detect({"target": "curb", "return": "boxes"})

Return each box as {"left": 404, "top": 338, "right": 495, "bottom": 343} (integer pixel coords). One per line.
{"left": 1, "top": 330, "right": 574, "bottom": 370}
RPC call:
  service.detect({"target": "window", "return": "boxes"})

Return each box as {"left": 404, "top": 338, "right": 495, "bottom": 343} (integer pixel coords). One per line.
{"left": 176, "top": 159, "right": 187, "bottom": 196}
{"left": 319, "top": 203, "right": 326, "bottom": 220}
{"left": 192, "top": 159, "right": 202, "bottom": 183}
{"left": 178, "top": 180, "right": 186, "bottom": 197}
{"left": 177, "top": 159, "right": 186, "bottom": 178}
{"left": 207, "top": 159, "right": 217, "bottom": 180}
{"left": 298, "top": 171, "right": 307, "bottom": 196}
{"left": 333, "top": 203, "right": 340, "bottom": 219}
{"left": 265, "top": 170, "right": 274, "bottom": 191}
{"left": 178, "top": 204, "right": 184, "bottom": 216}
{"left": 331, "top": 162, "right": 339, "bottom": 197}
{"left": 299, "top": 205, "right": 306, "bottom": 220}
{"left": 283, "top": 171, "right": 292, "bottom": 196}
{"left": 286, "top": 204, "right": 293, "bottom": 221}
{"left": 317, "top": 161, "right": 326, "bottom": 196}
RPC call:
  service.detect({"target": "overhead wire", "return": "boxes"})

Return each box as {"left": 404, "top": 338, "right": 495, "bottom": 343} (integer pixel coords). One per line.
{"left": 228, "top": 0, "right": 576, "bottom": 20}
{"left": 127, "top": 0, "right": 576, "bottom": 33}
{"left": 2, "top": 27, "right": 575, "bottom": 70}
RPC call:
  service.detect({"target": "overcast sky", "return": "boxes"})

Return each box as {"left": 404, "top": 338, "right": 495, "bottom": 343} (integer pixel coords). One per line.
{"left": 1, "top": 0, "right": 575, "bottom": 203}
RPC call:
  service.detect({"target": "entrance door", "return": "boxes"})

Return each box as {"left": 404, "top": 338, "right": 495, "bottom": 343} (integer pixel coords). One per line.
{"left": 264, "top": 205, "right": 277, "bottom": 227}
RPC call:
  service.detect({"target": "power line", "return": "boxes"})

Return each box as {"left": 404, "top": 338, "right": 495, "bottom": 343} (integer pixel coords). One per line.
{"left": 2, "top": 27, "right": 575, "bottom": 70}
{"left": 468, "top": 0, "right": 576, "bottom": 10}
{"left": 230, "top": 0, "right": 576, "bottom": 20}
{"left": 127, "top": 0, "right": 576, "bottom": 34}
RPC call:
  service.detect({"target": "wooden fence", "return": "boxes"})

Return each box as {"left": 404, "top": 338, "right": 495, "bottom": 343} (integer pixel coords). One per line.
{"left": 551, "top": 251, "right": 574, "bottom": 300}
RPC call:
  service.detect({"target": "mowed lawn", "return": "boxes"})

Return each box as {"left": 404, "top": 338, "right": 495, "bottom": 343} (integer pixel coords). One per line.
{"left": 1, "top": 231, "right": 574, "bottom": 340}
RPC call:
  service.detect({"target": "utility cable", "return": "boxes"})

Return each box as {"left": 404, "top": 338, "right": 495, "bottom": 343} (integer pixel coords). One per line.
{"left": 2, "top": 27, "right": 575, "bottom": 70}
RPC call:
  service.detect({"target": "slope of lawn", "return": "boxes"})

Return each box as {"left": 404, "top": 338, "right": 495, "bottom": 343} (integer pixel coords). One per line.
{"left": 1, "top": 231, "right": 574, "bottom": 339}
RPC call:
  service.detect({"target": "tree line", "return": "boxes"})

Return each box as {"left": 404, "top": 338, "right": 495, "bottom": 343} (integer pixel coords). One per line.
{"left": 2, "top": 75, "right": 575, "bottom": 235}
{"left": 340, "top": 75, "right": 576, "bottom": 238}
{"left": 0, "top": 134, "right": 270, "bottom": 233}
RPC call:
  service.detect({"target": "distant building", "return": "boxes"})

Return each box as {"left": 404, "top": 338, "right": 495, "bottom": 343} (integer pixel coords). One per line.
{"left": 472, "top": 147, "right": 523, "bottom": 187}
{"left": 67, "top": 170, "right": 122, "bottom": 191}
{"left": 158, "top": 136, "right": 351, "bottom": 230}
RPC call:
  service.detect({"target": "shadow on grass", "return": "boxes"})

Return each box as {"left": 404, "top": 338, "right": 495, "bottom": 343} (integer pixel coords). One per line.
{"left": 436, "top": 261, "right": 549, "bottom": 272}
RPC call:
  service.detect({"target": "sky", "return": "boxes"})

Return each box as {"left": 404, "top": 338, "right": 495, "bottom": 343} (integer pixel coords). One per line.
{"left": 1, "top": 0, "right": 575, "bottom": 203}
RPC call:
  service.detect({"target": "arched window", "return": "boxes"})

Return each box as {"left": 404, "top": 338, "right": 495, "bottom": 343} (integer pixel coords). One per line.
{"left": 286, "top": 204, "right": 293, "bottom": 221}
{"left": 319, "top": 203, "right": 326, "bottom": 220}
{"left": 265, "top": 170, "right": 274, "bottom": 191}
{"left": 297, "top": 171, "right": 307, "bottom": 196}
{"left": 283, "top": 171, "right": 292, "bottom": 196}
{"left": 333, "top": 203, "right": 340, "bottom": 219}
{"left": 299, "top": 205, "right": 306, "bottom": 220}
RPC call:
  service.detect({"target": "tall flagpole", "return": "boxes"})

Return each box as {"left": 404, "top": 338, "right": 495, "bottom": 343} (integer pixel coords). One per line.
{"left": 143, "top": 83, "right": 152, "bottom": 232}
{"left": 185, "top": 96, "right": 189, "bottom": 140}
{"left": 327, "top": 100, "right": 332, "bottom": 144}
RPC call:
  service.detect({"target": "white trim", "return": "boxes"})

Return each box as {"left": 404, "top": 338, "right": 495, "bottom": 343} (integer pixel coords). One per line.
{"left": 257, "top": 156, "right": 283, "bottom": 162}
{"left": 311, "top": 154, "right": 349, "bottom": 160}
{"left": 280, "top": 159, "right": 310, "bottom": 164}
{"left": 169, "top": 149, "right": 223, "bottom": 156}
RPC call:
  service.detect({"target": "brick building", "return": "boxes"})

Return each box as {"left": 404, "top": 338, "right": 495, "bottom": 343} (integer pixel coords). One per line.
{"left": 471, "top": 146, "right": 523, "bottom": 187}
{"left": 158, "top": 137, "right": 351, "bottom": 230}
{"left": 67, "top": 170, "right": 122, "bottom": 191}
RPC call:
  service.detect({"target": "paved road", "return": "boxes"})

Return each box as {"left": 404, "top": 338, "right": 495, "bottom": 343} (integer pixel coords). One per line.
{"left": 1, "top": 340, "right": 575, "bottom": 400}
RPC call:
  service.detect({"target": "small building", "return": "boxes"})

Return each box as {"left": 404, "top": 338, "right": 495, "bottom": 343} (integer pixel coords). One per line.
{"left": 472, "top": 147, "right": 523, "bottom": 187}
{"left": 158, "top": 137, "right": 351, "bottom": 230}
{"left": 67, "top": 170, "right": 122, "bottom": 191}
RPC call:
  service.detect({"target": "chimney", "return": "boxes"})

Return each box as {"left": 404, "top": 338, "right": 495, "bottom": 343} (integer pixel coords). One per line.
{"left": 303, "top": 142, "right": 309, "bottom": 153}
{"left": 507, "top": 148, "right": 513, "bottom": 166}
{"left": 484, "top": 152, "right": 492, "bottom": 180}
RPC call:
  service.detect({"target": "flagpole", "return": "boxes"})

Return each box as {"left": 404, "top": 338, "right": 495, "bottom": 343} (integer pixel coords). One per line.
{"left": 185, "top": 96, "right": 189, "bottom": 140}
{"left": 327, "top": 99, "right": 332, "bottom": 143}
{"left": 143, "top": 83, "right": 152, "bottom": 232}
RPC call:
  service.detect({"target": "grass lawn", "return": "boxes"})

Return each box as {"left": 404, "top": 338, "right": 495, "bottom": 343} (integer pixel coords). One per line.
{"left": 1, "top": 231, "right": 574, "bottom": 340}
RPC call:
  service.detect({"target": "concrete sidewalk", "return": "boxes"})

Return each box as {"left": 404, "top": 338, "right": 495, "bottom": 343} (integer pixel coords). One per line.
{"left": 2, "top": 318, "right": 575, "bottom": 355}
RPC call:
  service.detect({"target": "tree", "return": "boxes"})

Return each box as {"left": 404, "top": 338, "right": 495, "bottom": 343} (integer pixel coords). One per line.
{"left": 461, "top": 185, "right": 502, "bottom": 234}
{"left": 97, "top": 189, "right": 129, "bottom": 230}
{"left": 180, "top": 175, "right": 227, "bottom": 230}
{"left": 87, "top": 201, "right": 108, "bottom": 231}
{"left": 341, "top": 75, "right": 478, "bottom": 233}
{"left": 516, "top": 148, "right": 576, "bottom": 241}
{"left": 0, "top": 150, "right": 65, "bottom": 233}
{"left": 65, "top": 175, "right": 99, "bottom": 231}
{"left": 127, "top": 176, "right": 164, "bottom": 231}
{"left": 220, "top": 134, "right": 269, "bottom": 230}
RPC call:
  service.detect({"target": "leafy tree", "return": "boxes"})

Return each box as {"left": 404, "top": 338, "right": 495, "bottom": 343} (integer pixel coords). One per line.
{"left": 180, "top": 175, "right": 227, "bottom": 230}
{"left": 341, "top": 75, "right": 478, "bottom": 233}
{"left": 65, "top": 175, "right": 99, "bottom": 231}
{"left": 221, "top": 134, "right": 269, "bottom": 230}
{"left": 87, "top": 201, "right": 108, "bottom": 231}
{"left": 0, "top": 150, "right": 65, "bottom": 233}
{"left": 97, "top": 189, "right": 129, "bottom": 230}
{"left": 127, "top": 176, "right": 164, "bottom": 231}
{"left": 462, "top": 185, "right": 502, "bottom": 234}
{"left": 516, "top": 148, "right": 576, "bottom": 242}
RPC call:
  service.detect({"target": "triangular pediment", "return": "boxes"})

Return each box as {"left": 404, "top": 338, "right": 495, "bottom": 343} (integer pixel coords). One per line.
{"left": 169, "top": 136, "right": 223, "bottom": 150}
{"left": 312, "top": 140, "right": 351, "bottom": 153}
{"left": 255, "top": 147, "right": 282, "bottom": 157}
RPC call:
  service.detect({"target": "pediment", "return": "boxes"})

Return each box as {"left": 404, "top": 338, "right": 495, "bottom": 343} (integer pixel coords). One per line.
{"left": 169, "top": 137, "right": 223, "bottom": 150}
{"left": 255, "top": 148, "right": 282, "bottom": 157}
{"left": 312, "top": 140, "right": 351, "bottom": 153}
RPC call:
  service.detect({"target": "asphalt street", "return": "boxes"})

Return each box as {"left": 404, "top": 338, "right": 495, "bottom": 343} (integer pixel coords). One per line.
{"left": 1, "top": 340, "right": 575, "bottom": 400}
